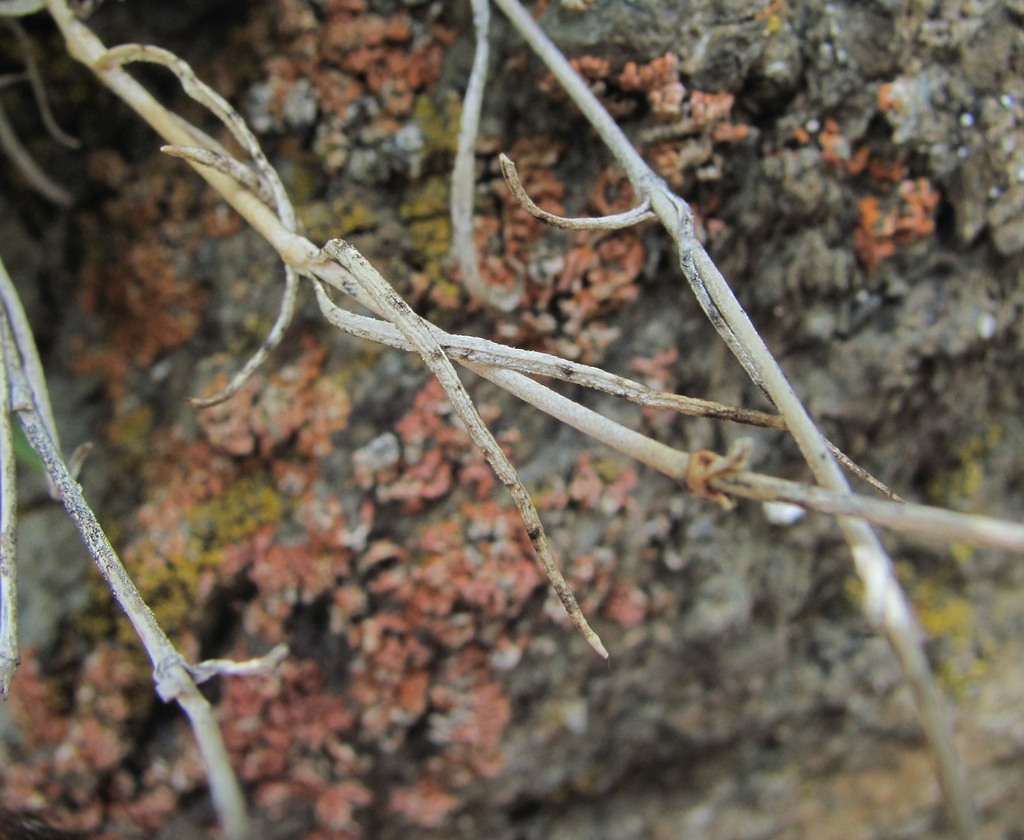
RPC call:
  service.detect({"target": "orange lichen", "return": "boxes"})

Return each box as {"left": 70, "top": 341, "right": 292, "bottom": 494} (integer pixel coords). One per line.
{"left": 855, "top": 178, "right": 941, "bottom": 272}
{"left": 572, "top": 55, "right": 611, "bottom": 82}
{"left": 819, "top": 118, "right": 870, "bottom": 176}
{"left": 74, "top": 240, "right": 206, "bottom": 399}
{"left": 618, "top": 53, "right": 685, "bottom": 119}
{"left": 195, "top": 337, "right": 351, "bottom": 458}
{"left": 490, "top": 151, "right": 649, "bottom": 361}
{"left": 249, "top": 0, "right": 451, "bottom": 135}
{"left": 877, "top": 81, "right": 903, "bottom": 113}
{"left": 390, "top": 779, "right": 460, "bottom": 829}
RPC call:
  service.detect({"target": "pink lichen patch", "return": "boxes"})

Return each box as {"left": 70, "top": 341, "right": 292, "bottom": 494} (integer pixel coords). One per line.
{"left": 559, "top": 548, "right": 616, "bottom": 621}
{"left": 390, "top": 778, "right": 460, "bottom": 829}
{"left": 5, "top": 654, "right": 68, "bottom": 749}
{"left": 572, "top": 55, "right": 612, "bottom": 82}
{"left": 239, "top": 0, "right": 452, "bottom": 173}
{"left": 689, "top": 90, "right": 737, "bottom": 127}
{"left": 314, "top": 782, "right": 374, "bottom": 833}
{"left": 221, "top": 658, "right": 363, "bottom": 823}
{"left": 630, "top": 347, "right": 681, "bottom": 428}
{"left": 376, "top": 446, "right": 454, "bottom": 511}
{"left": 75, "top": 240, "right": 206, "bottom": 399}
{"left": 488, "top": 151, "right": 650, "bottom": 362}
{"left": 426, "top": 652, "right": 512, "bottom": 782}
{"left": 2, "top": 644, "right": 159, "bottom": 835}
{"left": 567, "top": 452, "right": 639, "bottom": 516}
{"left": 72, "top": 159, "right": 212, "bottom": 399}
{"left": 250, "top": 541, "right": 350, "bottom": 608}
{"left": 197, "top": 337, "right": 351, "bottom": 458}
{"left": 603, "top": 579, "right": 651, "bottom": 629}
{"left": 618, "top": 52, "right": 685, "bottom": 119}
{"left": 379, "top": 378, "right": 506, "bottom": 512}
{"left": 629, "top": 347, "right": 679, "bottom": 388}
{"left": 569, "top": 452, "right": 605, "bottom": 509}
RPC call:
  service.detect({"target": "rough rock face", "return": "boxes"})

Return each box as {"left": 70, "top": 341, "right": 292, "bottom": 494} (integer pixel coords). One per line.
{"left": 1, "top": 1, "right": 1022, "bottom": 838}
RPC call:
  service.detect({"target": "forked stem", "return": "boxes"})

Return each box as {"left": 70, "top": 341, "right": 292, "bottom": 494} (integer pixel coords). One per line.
{"left": 488, "top": 0, "right": 975, "bottom": 833}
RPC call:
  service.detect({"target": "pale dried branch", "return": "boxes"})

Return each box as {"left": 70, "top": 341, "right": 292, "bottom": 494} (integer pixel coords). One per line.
{"left": 96, "top": 42, "right": 300, "bottom": 409}
{"left": 0, "top": 100, "right": 72, "bottom": 206}
{"left": 1, "top": 308, "right": 253, "bottom": 840}
{"left": 161, "top": 144, "right": 276, "bottom": 207}
{"left": 499, "top": 152, "right": 655, "bottom": 230}
{"left": 312, "top": 283, "right": 1021, "bottom": 553}
{"left": 488, "top": 0, "right": 975, "bottom": 833}
{"left": 715, "top": 468, "right": 1024, "bottom": 553}
{"left": 3, "top": 19, "right": 78, "bottom": 147}
{"left": 0, "top": 255, "right": 60, "bottom": 496}
{"left": 188, "top": 643, "right": 289, "bottom": 685}
{"left": 449, "top": 0, "right": 523, "bottom": 310}
{"left": 0, "top": 1, "right": 44, "bottom": 17}
{"left": 320, "top": 239, "right": 608, "bottom": 658}
{"left": 0, "top": 300, "right": 16, "bottom": 700}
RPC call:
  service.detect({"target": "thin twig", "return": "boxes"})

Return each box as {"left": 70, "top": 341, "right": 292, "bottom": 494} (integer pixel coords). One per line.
{"left": 0, "top": 256, "right": 61, "bottom": 497}
{"left": 0, "top": 309, "right": 17, "bottom": 699}
{"left": 0, "top": 1, "right": 44, "bottom": 17}
{"left": 161, "top": 145, "right": 276, "bottom": 207}
{"left": 311, "top": 283, "right": 1021, "bottom": 552}
{"left": 0, "top": 99, "right": 73, "bottom": 206}
{"left": 450, "top": 0, "right": 523, "bottom": 310}
{"left": 499, "top": 153, "right": 655, "bottom": 230}
{"left": 320, "top": 239, "right": 608, "bottom": 658}
{"left": 97, "top": 42, "right": 300, "bottom": 409}
{"left": 2, "top": 314, "right": 252, "bottom": 839}
{"left": 2, "top": 18, "right": 78, "bottom": 147}
{"left": 487, "top": 0, "right": 976, "bottom": 833}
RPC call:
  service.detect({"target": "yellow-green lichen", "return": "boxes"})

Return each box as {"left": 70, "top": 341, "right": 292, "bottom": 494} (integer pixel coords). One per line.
{"left": 846, "top": 560, "right": 985, "bottom": 694}
{"left": 401, "top": 175, "right": 452, "bottom": 281}
{"left": 281, "top": 161, "right": 323, "bottom": 205}
{"left": 107, "top": 403, "right": 155, "bottom": 463}
{"left": 299, "top": 195, "right": 379, "bottom": 244}
{"left": 911, "top": 575, "right": 984, "bottom": 695}
{"left": 186, "top": 472, "right": 284, "bottom": 548}
{"left": 131, "top": 472, "right": 284, "bottom": 638}
{"left": 412, "top": 94, "right": 460, "bottom": 158}
{"left": 926, "top": 424, "right": 1003, "bottom": 507}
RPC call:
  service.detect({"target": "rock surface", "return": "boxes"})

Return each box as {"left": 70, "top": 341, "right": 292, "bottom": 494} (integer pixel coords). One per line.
{"left": 1, "top": 1, "right": 1022, "bottom": 838}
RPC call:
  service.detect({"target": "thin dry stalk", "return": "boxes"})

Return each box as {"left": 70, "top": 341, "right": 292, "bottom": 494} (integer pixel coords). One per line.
{"left": 320, "top": 240, "right": 607, "bottom": 657}
{"left": 0, "top": 312, "right": 254, "bottom": 840}
{"left": 310, "top": 282, "right": 1024, "bottom": 551}
{"left": 449, "top": 0, "right": 523, "bottom": 310}
{"left": 487, "top": 0, "right": 975, "bottom": 833}
{"left": 0, "top": 298, "right": 16, "bottom": 700}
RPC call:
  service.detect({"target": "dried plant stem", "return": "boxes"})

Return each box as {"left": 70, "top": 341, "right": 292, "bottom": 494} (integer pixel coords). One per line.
{"left": 321, "top": 240, "right": 607, "bottom": 658}
{"left": 0, "top": 300, "right": 16, "bottom": 700}
{"left": 0, "top": 256, "right": 61, "bottom": 457}
{"left": 0, "top": 100, "right": 72, "bottom": 206}
{"left": 0, "top": 314, "right": 252, "bottom": 839}
{"left": 499, "top": 154, "right": 655, "bottom": 230}
{"left": 450, "top": 0, "right": 523, "bottom": 310}
{"left": 310, "top": 285, "right": 1024, "bottom": 552}
{"left": 92, "top": 42, "right": 300, "bottom": 409}
{"left": 0, "top": 1, "right": 44, "bottom": 15}
{"left": 3, "top": 18, "right": 78, "bottom": 148}
{"left": 488, "top": 0, "right": 975, "bottom": 833}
